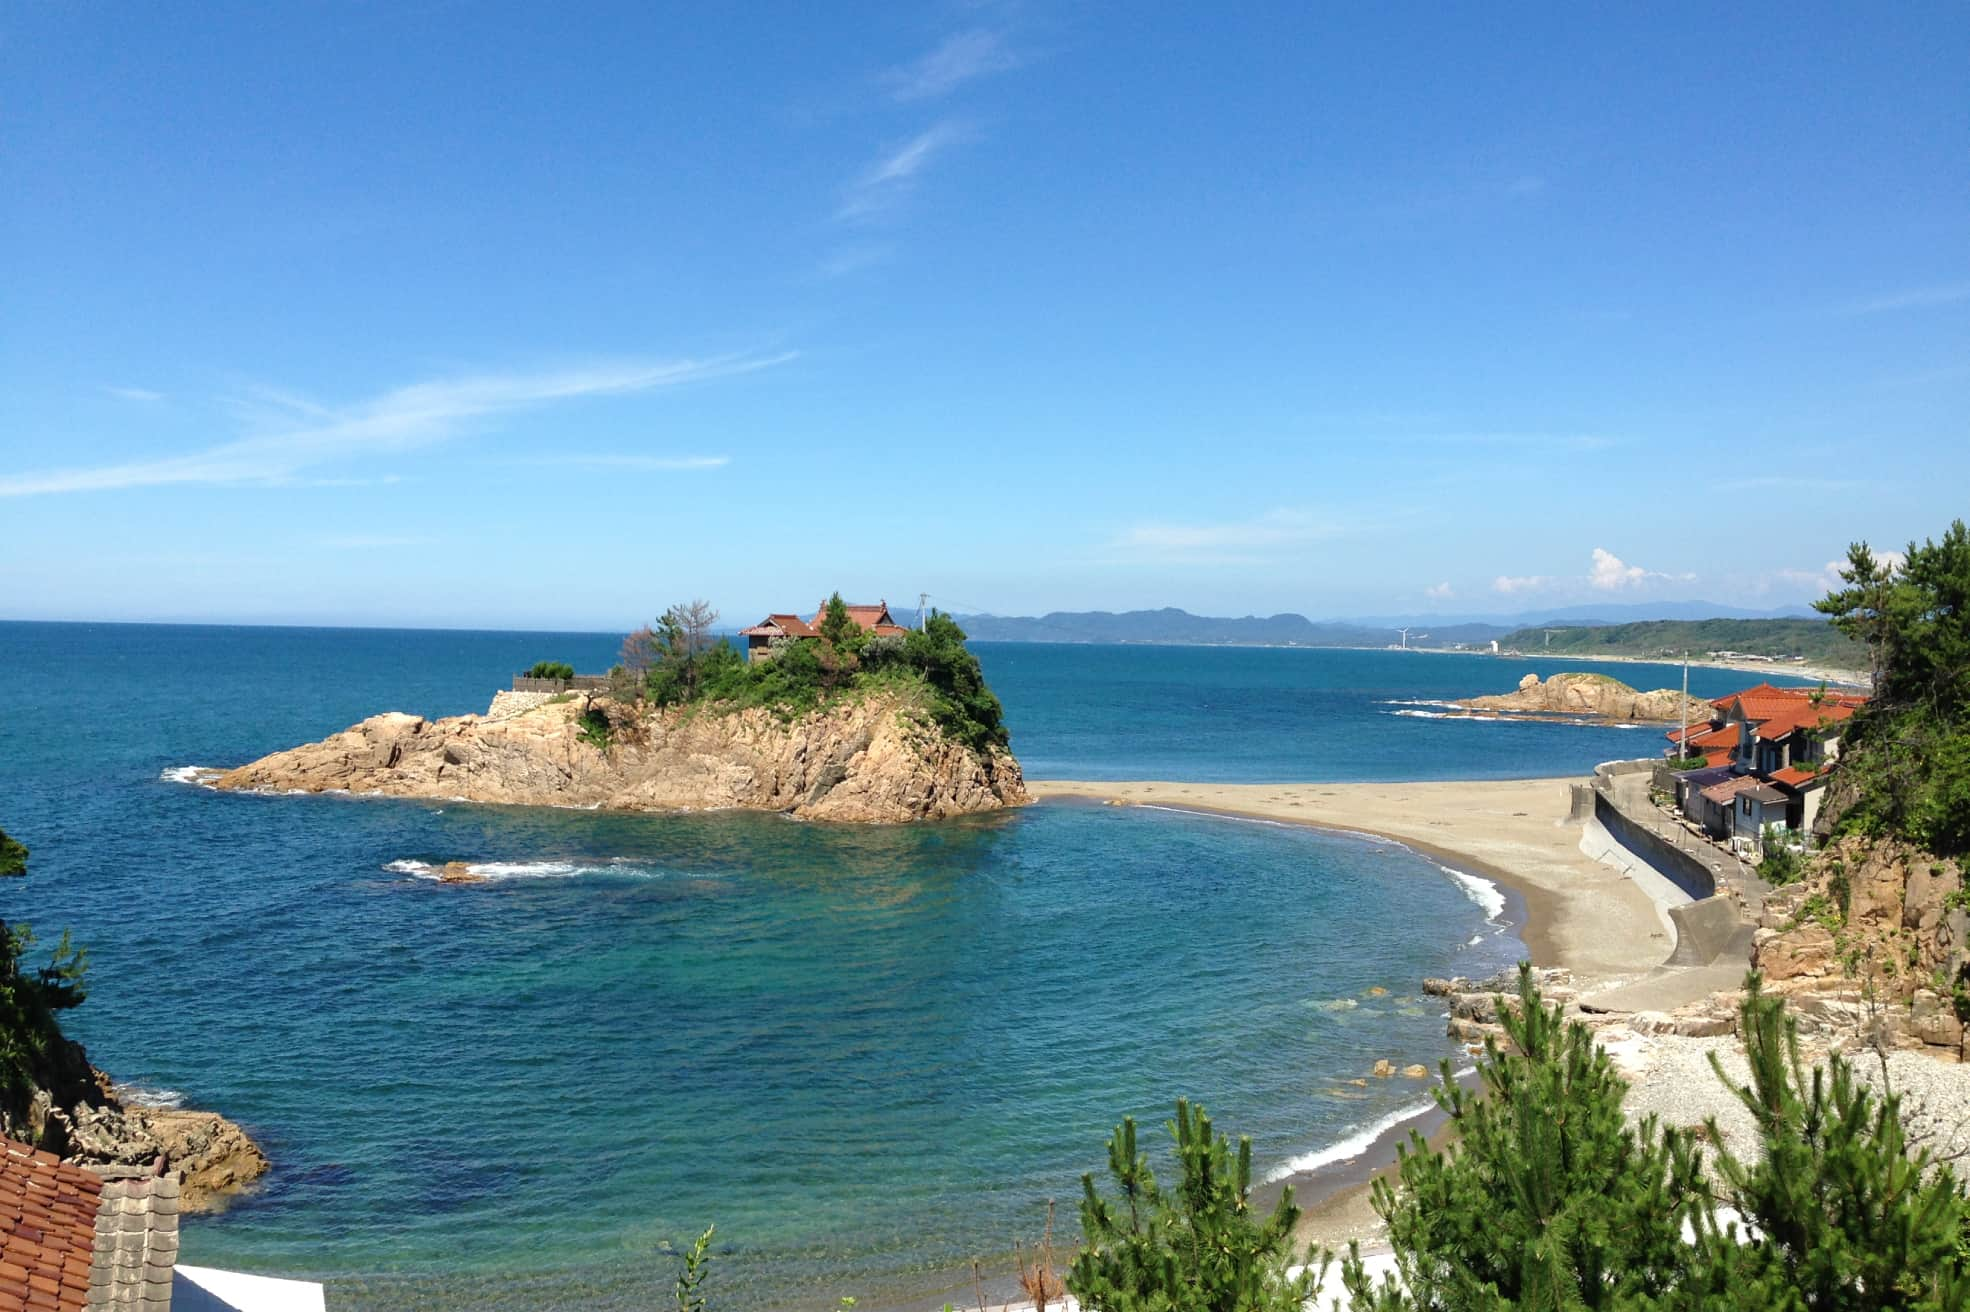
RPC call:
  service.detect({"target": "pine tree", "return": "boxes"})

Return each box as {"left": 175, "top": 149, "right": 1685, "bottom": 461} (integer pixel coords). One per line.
{"left": 1340, "top": 964, "right": 1699, "bottom": 1312}
{"left": 1678, "top": 976, "right": 1970, "bottom": 1312}
{"left": 1069, "top": 1099, "right": 1318, "bottom": 1312}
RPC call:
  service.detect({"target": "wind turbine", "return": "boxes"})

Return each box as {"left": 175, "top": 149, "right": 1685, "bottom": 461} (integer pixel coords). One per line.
{"left": 1394, "top": 627, "right": 1428, "bottom": 650}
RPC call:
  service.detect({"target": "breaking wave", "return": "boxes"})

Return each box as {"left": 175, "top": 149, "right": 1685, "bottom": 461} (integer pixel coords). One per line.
{"left": 384, "top": 858, "right": 674, "bottom": 883}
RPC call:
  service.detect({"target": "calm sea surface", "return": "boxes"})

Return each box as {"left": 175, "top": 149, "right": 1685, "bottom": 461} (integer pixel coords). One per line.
{"left": 0, "top": 624, "right": 1807, "bottom": 1309}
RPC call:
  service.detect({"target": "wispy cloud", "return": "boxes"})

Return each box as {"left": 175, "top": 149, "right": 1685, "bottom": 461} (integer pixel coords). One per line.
{"left": 838, "top": 121, "right": 970, "bottom": 221}
{"left": 812, "top": 243, "right": 893, "bottom": 280}
{"left": 1425, "top": 581, "right": 1455, "bottom": 600}
{"left": 1108, "top": 509, "right": 1343, "bottom": 564}
{"left": 1843, "top": 281, "right": 1970, "bottom": 315}
{"left": 511, "top": 454, "right": 730, "bottom": 472}
{"left": 102, "top": 385, "right": 165, "bottom": 404}
{"left": 885, "top": 30, "right": 1023, "bottom": 101}
{"left": 1492, "top": 574, "right": 1552, "bottom": 595}
{"left": 318, "top": 534, "right": 433, "bottom": 550}
{"left": 1, "top": 353, "right": 791, "bottom": 498}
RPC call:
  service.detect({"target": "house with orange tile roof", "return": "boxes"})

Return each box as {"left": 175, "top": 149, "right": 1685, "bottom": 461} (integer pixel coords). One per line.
{"left": 0, "top": 1137, "right": 322, "bottom": 1312}
{"left": 739, "top": 599, "right": 912, "bottom": 663}
{"left": 1663, "top": 681, "right": 1868, "bottom": 845}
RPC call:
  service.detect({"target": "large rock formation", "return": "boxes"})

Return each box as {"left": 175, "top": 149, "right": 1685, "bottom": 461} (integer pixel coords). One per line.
{"left": 1458, "top": 672, "right": 1715, "bottom": 723}
{"left": 214, "top": 688, "right": 1029, "bottom": 823}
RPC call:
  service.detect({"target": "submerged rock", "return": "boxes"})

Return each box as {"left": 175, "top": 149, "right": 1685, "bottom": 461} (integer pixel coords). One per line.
{"left": 214, "top": 689, "right": 1028, "bottom": 824}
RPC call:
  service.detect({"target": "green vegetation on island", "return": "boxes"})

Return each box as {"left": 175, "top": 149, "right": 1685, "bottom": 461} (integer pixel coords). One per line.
{"left": 1494, "top": 617, "right": 1865, "bottom": 670}
{"left": 524, "top": 660, "right": 577, "bottom": 681}
{"left": 613, "top": 594, "right": 1010, "bottom": 755}
{"left": 1815, "top": 519, "right": 1970, "bottom": 855}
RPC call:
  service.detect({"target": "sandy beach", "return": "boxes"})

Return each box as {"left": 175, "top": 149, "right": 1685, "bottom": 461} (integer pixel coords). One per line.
{"left": 1028, "top": 776, "right": 1672, "bottom": 988}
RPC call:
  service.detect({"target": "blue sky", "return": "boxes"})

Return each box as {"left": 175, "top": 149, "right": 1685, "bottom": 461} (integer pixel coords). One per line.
{"left": 2, "top": 3, "right": 1965, "bottom": 629}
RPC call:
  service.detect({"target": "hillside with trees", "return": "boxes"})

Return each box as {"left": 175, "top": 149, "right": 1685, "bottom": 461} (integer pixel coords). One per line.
{"left": 1494, "top": 617, "right": 1864, "bottom": 669}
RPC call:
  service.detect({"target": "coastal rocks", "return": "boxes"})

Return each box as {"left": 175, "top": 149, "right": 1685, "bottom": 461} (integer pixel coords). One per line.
{"left": 437, "top": 861, "right": 485, "bottom": 884}
{"left": 1456, "top": 673, "right": 1715, "bottom": 724}
{"left": 1425, "top": 967, "right": 1577, "bottom": 1046}
{"left": 1371, "top": 1059, "right": 1394, "bottom": 1078}
{"left": 214, "top": 690, "right": 1029, "bottom": 824}
{"left": 1749, "top": 837, "right": 1970, "bottom": 1060}
{"left": 1402, "top": 1064, "right": 1430, "bottom": 1078}
{"left": 64, "top": 1097, "right": 269, "bottom": 1213}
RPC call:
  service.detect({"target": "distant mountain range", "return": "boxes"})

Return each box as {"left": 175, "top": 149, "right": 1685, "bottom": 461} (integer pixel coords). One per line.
{"left": 952, "top": 603, "right": 1823, "bottom": 649}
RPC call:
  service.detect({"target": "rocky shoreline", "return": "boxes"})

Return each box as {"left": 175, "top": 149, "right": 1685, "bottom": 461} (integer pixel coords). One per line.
{"left": 12, "top": 1038, "right": 269, "bottom": 1214}
{"left": 213, "top": 687, "right": 1028, "bottom": 824}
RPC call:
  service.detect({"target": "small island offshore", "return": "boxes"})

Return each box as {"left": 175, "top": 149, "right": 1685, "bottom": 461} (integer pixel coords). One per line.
{"left": 213, "top": 597, "right": 1028, "bottom": 823}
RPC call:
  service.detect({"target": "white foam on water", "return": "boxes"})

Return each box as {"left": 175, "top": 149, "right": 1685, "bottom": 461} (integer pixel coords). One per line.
{"left": 1440, "top": 864, "right": 1506, "bottom": 923}
{"left": 1265, "top": 1097, "right": 1439, "bottom": 1182}
{"left": 1379, "top": 698, "right": 1463, "bottom": 709}
{"left": 385, "top": 858, "right": 672, "bottom": 883}
{"left": 159, "top": 765, "right": 222, "bottom": 788}
{"left": 118, "top": 1085, "right": 186, "bottom": 1110}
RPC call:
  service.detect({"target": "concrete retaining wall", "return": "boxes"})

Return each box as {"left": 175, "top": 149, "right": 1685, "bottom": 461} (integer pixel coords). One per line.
{"left": 1592, "top": 789, "right": 1718, "bottom": 902}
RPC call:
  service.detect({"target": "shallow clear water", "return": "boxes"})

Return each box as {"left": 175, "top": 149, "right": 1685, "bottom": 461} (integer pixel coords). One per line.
{"left": 0, "top": 623, "right": 1803, "bottom": 1308}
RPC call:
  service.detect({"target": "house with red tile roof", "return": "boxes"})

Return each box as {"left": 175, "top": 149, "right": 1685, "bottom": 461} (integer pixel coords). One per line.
{"left": 739, "top": 600, "right": 912, "bottom": 663}
{"left": 0, "top": 1138, "right": 322, "bottom": 1312}
{"left": 1664, "top": 681, "right": 1868, "bottom": 843}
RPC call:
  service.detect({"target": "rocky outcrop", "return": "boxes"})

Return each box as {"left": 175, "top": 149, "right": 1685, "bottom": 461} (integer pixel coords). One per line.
{"left": 1458, "top": 672, "right": 1715, "bottom": 724}
{"left": 214, "top": 689, "right": 1028, "bottom": 824}
{"left": 1750, "top": 837, "right": 1970, "bottom": 1059}
{"left": 64, "top": 1094, "right": 269, "bottom": 1213}
{"left": 8, "top": 1042, "right": 269, "bottom": 1214}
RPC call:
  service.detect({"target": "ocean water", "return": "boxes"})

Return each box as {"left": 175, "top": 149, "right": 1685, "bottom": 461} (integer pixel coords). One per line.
{"left": 0, "top": 624, "right": 1805, "bottom": 1309}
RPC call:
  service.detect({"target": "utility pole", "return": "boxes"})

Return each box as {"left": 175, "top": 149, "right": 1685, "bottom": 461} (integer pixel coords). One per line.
{"left": 1679, "top": 649, "right": 1690, "bottom": 762}
{"left": 918, "top": 592, "right": 928, "bottom": 632}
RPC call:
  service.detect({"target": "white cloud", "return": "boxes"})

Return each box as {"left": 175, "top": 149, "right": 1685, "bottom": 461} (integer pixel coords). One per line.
{"left": 1, "top": 354, "right": 790, "bottom": 498}
{"left": 1109, "top": 509, "right": 1342, "bottom": 562}
{"left": 838, "top": 122, "right": 970, "bottom": 221}
{"left": 1425, "top": 582, "right": 1455, "bottom": 600}
{"left": 1589, "top": 547, "right": 1650, "bottom": 590}
{"left": 102, "top": 386, "right": 164, "bottom": 403}
{"left": 1589, "top": 546, "right": 1694, "bottom": 591}
{"left": 1844, "top": 281, "right": 1970, "bottom": 315}
{"left": 886, "top": 30, "right": 1022, "bottom": 101}
{"left": 1492, "top": 574, "right": 1552, "bottom": 595}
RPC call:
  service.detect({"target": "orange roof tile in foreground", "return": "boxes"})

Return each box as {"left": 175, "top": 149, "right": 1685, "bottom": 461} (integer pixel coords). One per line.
{"left": 1770, "top": 766, "right": 1826, "bottom": 788}
{"left": 0, "top": 1139, "right": 100, "bottom": 1312}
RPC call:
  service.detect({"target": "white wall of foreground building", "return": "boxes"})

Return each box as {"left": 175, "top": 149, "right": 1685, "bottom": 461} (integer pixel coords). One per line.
{"left": 172, "top": 1265, "right": 327, "bottom": 1312}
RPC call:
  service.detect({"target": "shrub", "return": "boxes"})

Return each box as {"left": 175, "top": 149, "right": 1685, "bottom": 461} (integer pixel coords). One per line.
{"left": 1339, "top": 963, "right": 1698, "bottom": 1311}
{"left": 1681, "top": 976, "right": 1970, "bottom": 1310}
{"left": 526, "top": 660, "right": 576, "bottom": 681}
{"left": 1664, "top": 755, "right": 1709, "bottom": 772}
{"left": 1069, "top": 1099, "right": 1318, "bottom": 1312}
{"left": 577, "top": 706, "right": 613, "bottom": 750}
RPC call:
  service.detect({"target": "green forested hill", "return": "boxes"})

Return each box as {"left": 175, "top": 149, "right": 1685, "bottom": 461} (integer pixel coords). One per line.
{"left": 1494, "top": 618, "right": 1864, "bottom": 669}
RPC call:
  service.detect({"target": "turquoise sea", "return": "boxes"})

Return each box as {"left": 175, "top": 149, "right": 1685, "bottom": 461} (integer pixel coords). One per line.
{"left": 0, "top": 624, "right": 1807, "bottom": 1309}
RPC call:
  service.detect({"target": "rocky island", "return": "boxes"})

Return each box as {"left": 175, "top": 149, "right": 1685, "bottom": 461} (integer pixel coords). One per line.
{"left": 1456, "top": 671, "right": 1714, "bottom": 723}
{"left": 215, "top": 599, "right": 1028, "bottom": 824}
